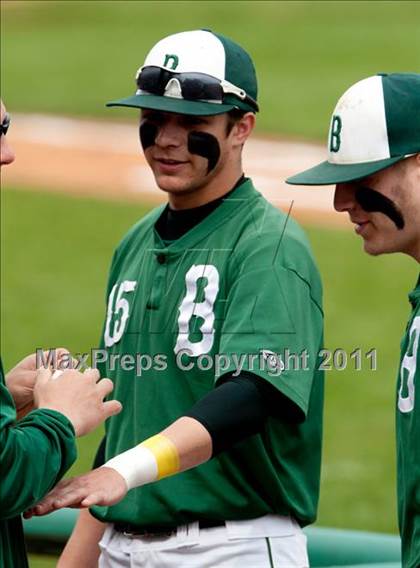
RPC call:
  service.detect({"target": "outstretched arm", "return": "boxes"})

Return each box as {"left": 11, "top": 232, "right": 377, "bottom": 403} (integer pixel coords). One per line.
{"left": 57, "top": 509, "right": 106, "bottom": 568}
{"left": 25, "top": 373, "right": 300, "bottom": 516}
{"left": 25, "top": 415, "right": 211, "bottom": 515}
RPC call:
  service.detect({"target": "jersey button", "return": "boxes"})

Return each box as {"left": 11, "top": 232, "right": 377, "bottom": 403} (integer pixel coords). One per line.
{"left": 157, "top": 253, "right": 166, "bottom": 264}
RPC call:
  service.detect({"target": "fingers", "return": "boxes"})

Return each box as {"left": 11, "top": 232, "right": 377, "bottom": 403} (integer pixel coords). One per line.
{"left": 53, "top": 367, "right": 100, "bottom": 383}
{"left": 51, "top": 348, "right": 70, "bottom": 365}
{"left": 80, "top": 492, "right": 105, "bottom": 507}
{"left": 25, "top": 468, "right": 128, "bottom": 517}
{"left": 35, "top": 366, "right": 52, "bottom": 385}
{"left": 96, "top": 378, "right": 114, "bottom": 397}
{"left": 42, "top": 482, "right": 93, "bottom": 512}
{"left": 16, "top": 401, "right": 34, "bottom": 421}
{"left": 51, "top": 369, "right": 64, "bottom": 380}
{"left": 102, "top": 399, "right": 123, "bottom": 419}
{"left": 54, "top": 348, "right": 70, "bottom": 362}
{"left": 84, "top": 368, "right": 100, "bottom": 382}
{"left": 49, "top": 493, "right": 85, "bottom": 511}
{"left": 26, "top": 478, "right": 86, "bottom": 516}
{"left": 26, "top": 496, "right": 58, "bottom": 517}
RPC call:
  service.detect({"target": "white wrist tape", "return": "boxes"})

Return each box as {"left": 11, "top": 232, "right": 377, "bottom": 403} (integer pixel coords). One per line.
{"left": 102, "top": 434, "right": 180, "bottom": 491}
{"left": 103, "top": 445, "right": 158, "bottom": 491}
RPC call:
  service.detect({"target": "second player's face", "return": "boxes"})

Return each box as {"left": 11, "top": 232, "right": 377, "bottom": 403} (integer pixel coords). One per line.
{"left": 140, "top": 110, "right": 235, "bottom": 198}
{"left": 0, "top": 101, "right": 15, "bottom": 168}
{"left": 333, "top": 156, "right": 420, "bottom": 260}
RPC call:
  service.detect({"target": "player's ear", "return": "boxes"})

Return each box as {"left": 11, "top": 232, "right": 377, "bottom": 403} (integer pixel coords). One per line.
{"left": 231, "top": 112, "right": 255, "bottom": 147}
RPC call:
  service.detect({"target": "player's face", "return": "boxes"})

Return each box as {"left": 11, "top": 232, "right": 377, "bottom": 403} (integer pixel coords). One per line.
{"left": 334, "top": 155, "right": 420, "bottom": 261}
{"left": 0, "top": 101, "right": 15, "bottom": 168}
{"left": 140, "top": 110, "right": 249, "bottom": 204}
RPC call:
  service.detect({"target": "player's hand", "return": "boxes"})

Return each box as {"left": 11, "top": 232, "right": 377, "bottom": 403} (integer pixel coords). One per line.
{"left": 34, "top": 367, "right": 122, "bottom": 436}
{"left": 24, "top": 468, "right": 127, "bottom": 518}
{"left": 6, "top": 348, "right": 71, "bottom": 419}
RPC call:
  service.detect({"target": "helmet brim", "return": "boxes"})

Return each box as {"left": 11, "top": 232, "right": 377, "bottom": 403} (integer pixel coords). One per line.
{"left": 106, "top": 93, "right": 237, "bottom": 116}
{"left": 286, "top": 156, "right": 406, "bottom": 186}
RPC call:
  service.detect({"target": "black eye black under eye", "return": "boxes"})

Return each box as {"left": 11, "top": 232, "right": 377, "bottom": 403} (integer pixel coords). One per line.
{"left": 356, "top": 185, "right": 405, "bottom": 230}
{"left": 1, "top": 114, "right": 11, "bottom": 136}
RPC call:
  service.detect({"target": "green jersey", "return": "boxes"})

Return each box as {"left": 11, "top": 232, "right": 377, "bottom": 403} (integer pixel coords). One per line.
{"left": 92, "top": 179, "right": 324, "bottom": 528}
{"left": 0, "top": 359, "right": 77, "bottom": 568}
{"left": 397, "top": 274, "right": 420, "bottom": 568}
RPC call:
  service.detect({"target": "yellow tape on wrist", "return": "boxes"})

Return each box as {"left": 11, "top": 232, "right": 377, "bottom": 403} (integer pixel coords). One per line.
{"left": 140, "top": 434, "right": 180, "bottom": 479}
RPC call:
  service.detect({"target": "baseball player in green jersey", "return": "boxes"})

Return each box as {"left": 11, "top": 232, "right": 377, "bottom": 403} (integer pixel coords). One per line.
{"left": 31, "top": 31, "right": 324, "bottom": 567}
{"left": 0, "top": 100, "right": 122, "bottom": 568}
{"left": 287, "top": 73, "right": 420, "bottom": 568}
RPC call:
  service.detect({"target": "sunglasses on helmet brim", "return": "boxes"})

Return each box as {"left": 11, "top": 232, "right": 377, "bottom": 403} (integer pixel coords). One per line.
{"left": 136, "top": 66, "right": 259, "bottom": 112}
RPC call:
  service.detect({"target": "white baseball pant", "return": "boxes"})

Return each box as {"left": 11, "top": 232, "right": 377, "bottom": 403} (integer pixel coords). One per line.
{"left": 98, "top": 514, "right": 309, "bottom": 567}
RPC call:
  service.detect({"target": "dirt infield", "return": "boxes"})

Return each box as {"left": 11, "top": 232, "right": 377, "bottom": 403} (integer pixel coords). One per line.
{"left": 2, "top": 113, "right": 348, "bottom": 228}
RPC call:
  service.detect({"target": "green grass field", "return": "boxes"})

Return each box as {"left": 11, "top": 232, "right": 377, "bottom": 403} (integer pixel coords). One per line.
{"left": 1, "top": 188, "right": 418, "bottom": 567}
{"left": 26, "top": 554, "right": 56, "bottom": 568}
{"left": 2, "top": 0, "right": 420, "bottom": 139}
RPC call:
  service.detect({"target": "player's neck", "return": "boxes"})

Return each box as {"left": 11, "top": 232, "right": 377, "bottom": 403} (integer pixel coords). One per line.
{"left": 405, "top": 223, "right": 420, "bottom": 263}
{"left": 411, "top": 241, "right": 420, "bottom": 263}
{"left": 168, "top": 165, "right": 244, "bottom": 210}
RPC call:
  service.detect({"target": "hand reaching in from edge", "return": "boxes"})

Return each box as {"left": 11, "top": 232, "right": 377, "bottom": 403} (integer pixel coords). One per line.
{"left": 24, "top": 467, "right": 127, "bottom": 518}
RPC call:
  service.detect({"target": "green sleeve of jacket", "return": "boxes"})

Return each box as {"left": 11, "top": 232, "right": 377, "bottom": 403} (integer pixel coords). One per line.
{"left": 0, "top": 373, "right": 77, "bottom": 520}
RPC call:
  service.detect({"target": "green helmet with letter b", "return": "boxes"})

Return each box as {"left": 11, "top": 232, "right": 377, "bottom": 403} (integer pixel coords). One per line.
{"left": 287, "top": 73, "right": 420, "bottom": 186}
{"left": 107, "top": 29, "right": 259, "bottom": 116}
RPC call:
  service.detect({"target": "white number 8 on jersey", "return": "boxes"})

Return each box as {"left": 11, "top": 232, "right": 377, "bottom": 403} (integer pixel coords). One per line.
{"left": 175, "top": 264, "right": 219, "bottom": 357}
{"left": 398, "top": 316, "right": 420, "bottom": 413}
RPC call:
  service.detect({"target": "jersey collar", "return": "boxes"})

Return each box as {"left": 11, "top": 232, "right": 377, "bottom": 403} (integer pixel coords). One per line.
{"left": 152, "top": 178, "right": 259, "bottom": 254}
{"left": 408, "top": 273, "right": 420, "bottom": 310}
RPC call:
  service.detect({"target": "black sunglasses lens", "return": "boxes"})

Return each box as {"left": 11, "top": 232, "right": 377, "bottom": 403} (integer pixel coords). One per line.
{"left": 137, "top": 68, "right": 225, "bottom": 102}
{"left": 180, "top": 78, "right": 205, "bottom": 100}
{"left": 180, "top": 76, "right": 222, "bottom": 101}
{"left": 137, "top": 67, "right": 167, "bottom": 95}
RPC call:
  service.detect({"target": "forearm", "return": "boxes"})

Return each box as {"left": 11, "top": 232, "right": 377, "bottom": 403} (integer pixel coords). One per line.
{"left": 161, "top": 416, "right": 212, "bottom": 470}
{"left": 103, "top": 373, "right": 274, "bottom": 489}
{"left": 0, "top": 394, "right": 76, "bottom": 518}
{"left": 58, "top": 509, "right": 106, "bottom": 568}
{"left": 104, "top": 416, "right": 211, "bottom": 490}
{"left": 25, "top": 374, "right": 296, "bottom": 514}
